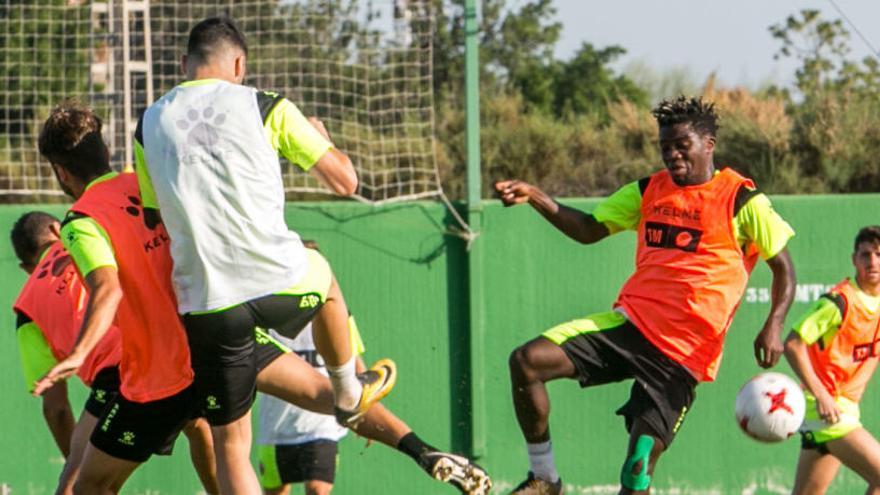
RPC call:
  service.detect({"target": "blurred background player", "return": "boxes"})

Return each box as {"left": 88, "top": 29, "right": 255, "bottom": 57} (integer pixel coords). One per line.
{"left": 12, "top": 211, "right": 218, "bottom": 495}
{"left": 33, "top": 102, "right": 218, "bottom": 494}
{"left": 496, "top": 96, "right": 796, "bottom": 494}
{"left": 134, "top": 17, "right": 394, "bottom": 492}
{"left": 785, "top": 226, "right": 880, "bottom": 494}
{"left": 257, "top": 320, "right": 363, "bottom": 495}
{"left": 11, "top": 211, "right": 123, "bottom": 492}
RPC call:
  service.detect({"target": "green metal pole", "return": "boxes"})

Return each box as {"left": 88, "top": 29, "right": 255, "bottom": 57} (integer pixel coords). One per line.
{"left": 464, "top": 0, "right": 485, "bottom": 459}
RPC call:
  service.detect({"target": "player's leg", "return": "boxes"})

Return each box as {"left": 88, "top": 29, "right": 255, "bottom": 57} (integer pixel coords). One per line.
{"left": 614, "top": 320, "right": 696, "bottom": 495}
{"left": 261, "top": 249, "right": 395, "bottom": 422}
{"left": 619, "top": 420, "right": 667, "bottom": 495}
{"left": 184, "top": 305, "right": 262, "bottom": 494}
{"left": 257, "top": 349, "right": 408, "bottom": 443}
{"left": 72, "top": 444, "right": 139, "bottom": 495}
{"left": 55, "top": 410, "right": 99, "bottom": 495}
{"left": 74, "top": 385, "right": 199, "bottom": 493}
{"left": 508, "top": 336, "right": 577, "bottom": 443}
{"left": 304, "top": 480, "right": 333, "bottom": 495}
{"left": 263, "top": 486, "right": 291, "bottom": 495}
{"left": 791, "top": 446, "right": 841, "bottom": 495}
{"left": 182, "top": 417, "right": 219, "bottom": 494}
{"left": 57, "top": 366, "right": 120, "bottom": 494}
{"left": 509, "top": 312, "right": 634, "bottom": 494}
{"left": 827, "top": 428, "right": 880, "bottom": 487}
{"left": 255, "top": 343, "right": 491, "bottom": 494}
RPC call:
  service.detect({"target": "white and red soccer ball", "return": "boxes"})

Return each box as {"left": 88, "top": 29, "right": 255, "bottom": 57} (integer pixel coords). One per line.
{"left": 735, "top": 372, "right": 806, "bottom": 443}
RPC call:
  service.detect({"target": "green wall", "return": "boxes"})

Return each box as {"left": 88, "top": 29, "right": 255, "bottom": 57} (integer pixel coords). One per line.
{"left": 1, "top": 195, "right": 878, "bottom": 493}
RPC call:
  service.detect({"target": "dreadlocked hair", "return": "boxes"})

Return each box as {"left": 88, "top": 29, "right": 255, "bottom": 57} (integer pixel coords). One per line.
{"left": 652, "top": 95, "right": 719, "bottom": 137}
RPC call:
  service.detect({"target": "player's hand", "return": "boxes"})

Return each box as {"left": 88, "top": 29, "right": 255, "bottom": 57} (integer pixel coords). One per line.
{"left": 494, "top": 180, "right": 535, "bottom": 207}
{"left": 308, "top": 117, "right": 332, "bottom": 142}
{"left": 32, "top": 355, "right": 84, "bottom": 397}
{"left": 816, "top": 392, "right": 841, "bottom": 424}
{"left": 754, "top": 324, "right": 783, "bottom": 368}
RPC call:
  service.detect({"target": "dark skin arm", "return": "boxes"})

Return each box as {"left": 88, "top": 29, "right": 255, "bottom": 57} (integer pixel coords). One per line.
{"left": 494, "top": 180, "right": 609, "bottom": 244}
{"left": 754, "top": 247, "right": 796, "bottom": 368}
{"left": 41, "top": 380, "right": 75, "bottom": 458}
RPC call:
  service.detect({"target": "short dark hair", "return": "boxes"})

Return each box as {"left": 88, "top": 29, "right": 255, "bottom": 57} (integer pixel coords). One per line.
{"left": 187, "top": 17, "right": 248, "bottom": 63}
{"left": 38, "top": 100, "right": 111, "bottom": 180}
{"left": 10, "top": 211, "right": 59, "bottom": 264}
{"left": 854, "top": 226, "right": 880, "bottom": 251}
{"left": 652, "top": 95, "right": 720, "bottom": 137}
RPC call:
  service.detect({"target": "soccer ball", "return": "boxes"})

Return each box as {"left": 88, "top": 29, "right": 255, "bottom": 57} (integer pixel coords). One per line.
{"left": 735, "top": 372, "right": 805, "bottom": 443}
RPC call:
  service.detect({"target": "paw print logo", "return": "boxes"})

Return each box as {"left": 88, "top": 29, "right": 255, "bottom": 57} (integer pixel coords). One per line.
{"left": 120, "top": 194, "right": 160, "bottom": 230}
{"left": 94, "top": 389, "right": 107, "bottom": 403}
{"left": 118, "top": 431, "right": 136, "bottom": 446}
{"left": 176, "top": 107, "right": 226, "bottom": 147}
{"left": 206, "top": 395, "right": 221, "bottom": 410}
{"left": 36, "top": 249, "right": 72, "bottom": 279}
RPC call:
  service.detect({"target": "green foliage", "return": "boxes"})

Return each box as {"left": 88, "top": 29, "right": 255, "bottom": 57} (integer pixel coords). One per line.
{"left": 0, "top": 0, "right": 91, "bottom": 193}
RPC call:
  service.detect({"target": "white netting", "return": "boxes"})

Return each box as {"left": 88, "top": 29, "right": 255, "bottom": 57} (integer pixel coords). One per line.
{"left": 0, "top": 0, "right": 441, "bottom": 204}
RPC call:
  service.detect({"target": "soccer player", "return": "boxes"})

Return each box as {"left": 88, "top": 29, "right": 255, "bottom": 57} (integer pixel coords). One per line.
{"left": 785, "top": 226, "right": 880, "bottom": 494}
{"left": 11, "top": 211, "right": 124, "bottom": 492}
{"left": 496, "top": 96, "right": 797, "bottom": 494}
{"left": 134, "top": 17, "right": 393, "bottom": 492}
{"left": 32, "top": 103, "right": 217, "bottom": 494}
{"left": 12, "top": 211, "right": 219, "bottom": 495}
{"left": 257, "top": 320, "right": 365, "bottom": 495}
{"left": 256, "top": 314, "right": 490, "bottom": 495}
{"left": 253, "top": 323, "right": 491, "bottom": 495}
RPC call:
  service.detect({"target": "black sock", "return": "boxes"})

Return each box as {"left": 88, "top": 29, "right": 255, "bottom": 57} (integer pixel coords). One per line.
{"left": 397, "top": 432, "right": 437, "bottom": 470}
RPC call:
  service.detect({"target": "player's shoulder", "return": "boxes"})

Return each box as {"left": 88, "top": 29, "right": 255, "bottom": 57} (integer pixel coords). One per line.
{"left": 60, "top": 211, "right": 91, "bottom": 230}
{"left": 733, "top": 184, "right": 763, "bottom": 217}
{"left": 254, "top": 89, "right": 287, "bottom": 124}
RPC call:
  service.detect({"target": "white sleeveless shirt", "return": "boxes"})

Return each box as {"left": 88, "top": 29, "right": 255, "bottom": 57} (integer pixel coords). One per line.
{"left": 141, "top": 80, "right": 306, "bottom": 312}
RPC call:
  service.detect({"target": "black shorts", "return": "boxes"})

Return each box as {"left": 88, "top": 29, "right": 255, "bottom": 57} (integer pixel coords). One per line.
{"left": 90, "top": 384, "right": 197, "bottom": 463}
{"left": 184, "top": 294, "right": 324, "bottom": 426}
{"left": 84, "top": 366, "right": 120, "bottom": 417}
{"left": 547, "top": 311, "right": 697, "bottom": 447}
{"left": 258, "top": 440, "right": 339, "bottom": 487}
{"left": 255, "top": 326, "right": 292, "bottom": 373}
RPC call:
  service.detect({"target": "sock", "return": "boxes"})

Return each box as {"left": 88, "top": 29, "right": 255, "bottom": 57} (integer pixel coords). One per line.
{"left": 527, "top": 441, "right": 559, "bottom": 483}
{"left": 397, "top": 432, "right": 438, "bottom": 471}
{"left": 326, "top": 355, "right": 362, "bottom": 410}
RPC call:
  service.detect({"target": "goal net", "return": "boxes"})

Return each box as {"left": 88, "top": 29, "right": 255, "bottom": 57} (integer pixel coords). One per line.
{"left": 0, "top": 0, "right": 441, "bottom": 204}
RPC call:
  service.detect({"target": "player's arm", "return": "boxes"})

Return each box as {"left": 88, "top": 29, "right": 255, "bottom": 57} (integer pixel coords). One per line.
{"left": 755, "top": 248, "right": 796, "bottom": 368}
{"left": 783, "top": 296, "right": 843, "bottom": 423}
{"left": 494, "top": 178, "right": 644, "bottom": 244}
{"left": 493, "top": 180, "right": 609, "bottom": 244}
{"left": 262, "top": 94, "right": 357, "bottom": 196}
{"left": 737, "top": 191, "right": 796, "bottom": 368}
{"left": 16, "top": 314, "right": 75, "bottom": 456}
{"left": 33, "top": 218, "right": 122, "bottom": 396}
{"left": 306, "top": 117, "right": 358, "bottom": 196}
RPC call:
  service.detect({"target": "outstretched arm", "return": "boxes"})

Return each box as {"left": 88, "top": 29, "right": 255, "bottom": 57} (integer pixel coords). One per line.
{"left": 494, "top": 180, "right": 610, "bottom": 244}
{"left": 33, "top": 266, "right": 122, "bottom": 395}
{"left": 754, "top": 248, "right": 795, "bottom": 368}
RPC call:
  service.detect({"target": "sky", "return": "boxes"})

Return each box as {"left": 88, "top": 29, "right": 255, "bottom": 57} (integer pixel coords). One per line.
{"left": 547, "top": 0, "right": 880, "bottom": 91}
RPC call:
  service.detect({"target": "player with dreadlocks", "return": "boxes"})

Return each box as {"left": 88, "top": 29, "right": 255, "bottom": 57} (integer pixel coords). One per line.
{"left": 495, "top": 95, "right": 797, "bottom": 494}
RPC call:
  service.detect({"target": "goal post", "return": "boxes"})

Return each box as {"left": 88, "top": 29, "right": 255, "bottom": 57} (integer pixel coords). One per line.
{"left": 0, "top": 0, "right": 442, "bottom": 204}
